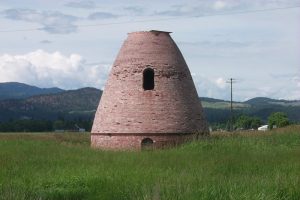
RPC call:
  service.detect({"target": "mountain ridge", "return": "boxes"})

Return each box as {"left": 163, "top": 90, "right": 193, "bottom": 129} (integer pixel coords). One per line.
{"left": 0, "top": 82, "right": 64, "bottom": 100}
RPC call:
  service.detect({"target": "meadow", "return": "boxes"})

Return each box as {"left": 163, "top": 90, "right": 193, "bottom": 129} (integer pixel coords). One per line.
{"left": 0, "top": 126, "right": 299, "bottom": 200}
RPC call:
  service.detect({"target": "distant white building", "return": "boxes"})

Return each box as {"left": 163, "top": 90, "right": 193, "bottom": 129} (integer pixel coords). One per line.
{"left": 258, "top": 125, "right": 268, "bottom": 131}
{"left": 75, "top": 124, "right": 85, "bottom": 132}
{"left": 78, "top": 128, "right": 85, "bottom": 132}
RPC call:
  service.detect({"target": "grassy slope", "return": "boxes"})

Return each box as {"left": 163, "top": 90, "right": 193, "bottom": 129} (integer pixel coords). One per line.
{"left": 0, "top": 127, "right": 299, "bottom": 200}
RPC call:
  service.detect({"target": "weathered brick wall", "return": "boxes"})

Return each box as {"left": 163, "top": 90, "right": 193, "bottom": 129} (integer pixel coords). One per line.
{"left": 91, "top": 133, "right": 198, "bottom": 150}
{"left": 91, "top": 30, "right": 208, "bottom": 149}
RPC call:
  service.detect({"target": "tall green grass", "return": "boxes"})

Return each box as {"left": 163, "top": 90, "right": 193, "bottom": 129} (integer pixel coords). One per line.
{"left": 0, "top": 126, "right": 299, "bottom": 200}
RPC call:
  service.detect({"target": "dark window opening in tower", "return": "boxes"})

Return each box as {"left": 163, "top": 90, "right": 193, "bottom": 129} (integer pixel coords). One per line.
{"left": 143, "top": 68, "right": 154, "bottom": 90}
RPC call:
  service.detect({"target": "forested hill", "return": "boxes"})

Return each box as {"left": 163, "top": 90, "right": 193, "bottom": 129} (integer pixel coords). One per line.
{"left": 0, "top": 82, "right": 299, "bottom": 123}
{"left": 201, "top": 97, "right": 300, "bottom": 123}
{"left": 0, "top": 87, "right": 102, "bottom": 121}
{"left": 0, "top": 82, "right": 64, "bottom": 100}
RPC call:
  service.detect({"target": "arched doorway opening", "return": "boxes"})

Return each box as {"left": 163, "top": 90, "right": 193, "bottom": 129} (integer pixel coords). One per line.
{"left": 143, "top": 68, "right": 154, "bottom": 90}
{"left": 141, "top": 138, "right": 154, "bottom": 150}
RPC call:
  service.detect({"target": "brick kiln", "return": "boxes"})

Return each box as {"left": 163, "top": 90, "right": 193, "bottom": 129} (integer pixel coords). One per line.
{"left": 91, "top": 30, "right": 208, "bottom": 150}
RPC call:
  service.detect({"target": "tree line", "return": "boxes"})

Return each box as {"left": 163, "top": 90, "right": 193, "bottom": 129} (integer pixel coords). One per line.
{"left": 0, "top": 112, "right": 292, "bottom": 132}
{"left": 0, "top": 119, "right": 93, "bottom": 132}
{"left": 211, "top": 112, "right": 291, "bottom": 131}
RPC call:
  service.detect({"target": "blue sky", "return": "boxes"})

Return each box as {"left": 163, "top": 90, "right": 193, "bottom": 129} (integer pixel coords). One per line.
{"left": 0, "top": 0, "right": 299, "bottom": 101}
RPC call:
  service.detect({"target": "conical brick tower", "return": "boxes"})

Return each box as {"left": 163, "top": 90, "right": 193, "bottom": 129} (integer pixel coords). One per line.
{"left": 91, "top": 30, "right": 208, "bottom": 150}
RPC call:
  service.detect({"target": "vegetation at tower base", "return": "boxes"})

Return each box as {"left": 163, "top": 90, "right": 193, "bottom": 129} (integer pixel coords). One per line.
{"left": 0, "top": 126, "right": 299, "bottom": 199}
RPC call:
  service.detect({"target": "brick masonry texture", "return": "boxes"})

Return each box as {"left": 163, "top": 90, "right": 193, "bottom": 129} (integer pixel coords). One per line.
{"left": 91, "top": 30, "right": 209, "bottom": 150}
{"left": 91, "top": 133, "right": 199, "bottom": 150}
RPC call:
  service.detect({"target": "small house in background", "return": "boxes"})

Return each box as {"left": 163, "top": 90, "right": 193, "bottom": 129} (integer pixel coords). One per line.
{"left": 78, "top": 128, "right": 85, "bottom": 132}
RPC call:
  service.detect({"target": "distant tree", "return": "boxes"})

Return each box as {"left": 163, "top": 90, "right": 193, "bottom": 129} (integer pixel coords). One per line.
{"left": 210, "top": 122, "right": 227, "bottom": 131}
{"left": 268, "top": 112, "right": 289, "bottom": 129}
{"left": 250, "top": 117, "right": 262, "bottom": 129}
{"left": 0, "top": 119, "right": 92, "bottom": 132}
{"left": 234, "top": 115, "right": 262, "bottom": 130}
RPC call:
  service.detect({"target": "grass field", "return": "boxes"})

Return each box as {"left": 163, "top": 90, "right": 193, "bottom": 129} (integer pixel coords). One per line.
{"left": 0, "top": 126, "right": 299, "bottom": 200}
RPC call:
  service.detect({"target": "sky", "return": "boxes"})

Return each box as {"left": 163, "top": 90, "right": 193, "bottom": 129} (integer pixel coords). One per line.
{"left": 0, "top": 0, "right": 299, "bottom": 101}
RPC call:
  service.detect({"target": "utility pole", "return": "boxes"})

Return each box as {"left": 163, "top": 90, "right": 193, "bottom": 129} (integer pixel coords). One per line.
{"left": 226, "top": 78, "right": 236, "bottom": 132}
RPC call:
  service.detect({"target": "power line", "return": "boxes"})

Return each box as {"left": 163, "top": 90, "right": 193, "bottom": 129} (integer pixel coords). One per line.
{"left": 0, "top": 5, "right": 299, "bottom": 33}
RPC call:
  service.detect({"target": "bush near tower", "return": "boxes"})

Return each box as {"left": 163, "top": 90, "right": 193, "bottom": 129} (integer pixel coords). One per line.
{"left": 268, "top": 112, "right": 290, "bottom": 129}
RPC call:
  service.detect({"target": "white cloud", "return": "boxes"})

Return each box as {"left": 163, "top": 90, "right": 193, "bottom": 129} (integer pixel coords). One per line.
{"left": 191, "top": 73, "right": 229, "bottom": 100}
{"left": 0, "top": 50, "right": 110, "bottom": 89}
{"left": 213, "top": 1, "right": 227, "bottom": 10}
{"left": 215, "top": 77, "right": 226, "bottom": 88}
{"left": 293, "top": 76, "right": 300, "bottom": 87}
{"left": 292, "top": 75, "right": 300, "bottom": 100}
{"left": 192, "top": 73, "right": 300, "bottom": 101}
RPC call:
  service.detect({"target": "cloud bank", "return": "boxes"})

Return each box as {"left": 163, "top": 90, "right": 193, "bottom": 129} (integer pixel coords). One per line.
{"left": 155, "top": 0, "right": 300, "bottom": 17}
{"left": 2, "top": 9, "right": 78, "bottom": 34}
{"left": 0, "top": 50, "right": 232, "bottom": 99}
{"left": 64, "top": 0, "right": 96, "bottom": 9}
{"left": 88, "top": 12, "right": 119, "bottom": 20}
{"left": 0, "top": 50, "right": 110, "bottom": 89}
{"left": 0, "top": 50, "right": 298, "bottom": 100}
